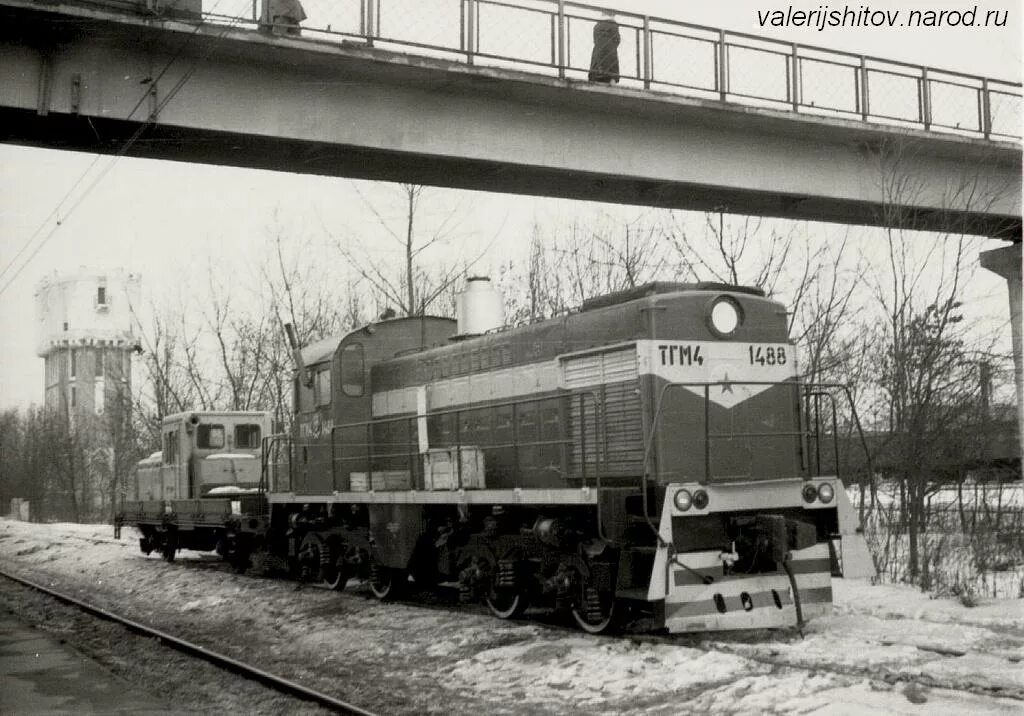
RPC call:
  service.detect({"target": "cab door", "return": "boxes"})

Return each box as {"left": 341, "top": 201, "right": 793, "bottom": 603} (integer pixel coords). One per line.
{"left": 159, "top": 427, "right": 181, "bottom": 499}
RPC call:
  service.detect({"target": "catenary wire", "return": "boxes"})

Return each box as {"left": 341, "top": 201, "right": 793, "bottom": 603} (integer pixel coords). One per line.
{"left": 0, "top": 0, "right": 253, "bottom": 296}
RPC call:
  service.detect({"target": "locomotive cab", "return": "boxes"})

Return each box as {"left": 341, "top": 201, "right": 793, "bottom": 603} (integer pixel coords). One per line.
{"left": 289, "top": 317, "right": 458, "bottom": 495}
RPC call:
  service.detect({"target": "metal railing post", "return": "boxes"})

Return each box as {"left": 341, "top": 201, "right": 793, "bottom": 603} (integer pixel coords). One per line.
{"left": 330, "top": 427, "right": 336, "bottom": 491}
{"left": 455, "top": 409, "right": 463, "bottom": 487}
{"left": 258, "top": 0, "right": 270, "bottom": 30}
{"left": 408, "top": 417, "right": 417, "bottom": 490}
{"left": 920, "top": 68, "right": 932, "bottom": 130}
{"left": 466, "top": 0, "right": 477, "bottom": 65}
{"left": 365, "top": 424, "right": 372, "bottom": 480}
{"left": 859, "top": 55, "right": 869, "bottom": 120}
{"left": 594, "top": 393, "right": 603, "bottom": 491}
{"left": 556, "top": 0, "right": 565, "bottom": 79}
{"left": 789, "top": 43, "right": 799, "bottom": 111}
{"left": 981, "top": 78, "right": 992, "bottom": 138}
{"left": 704, "top": 385, "right": 711, "bottom": 482}
{"left": 512, "top": 403, "right": 520, "bottom": 484}
{"left": 366, "top": 0, "right": 376, "bottom": 47}
{"left": 642, "top": 16, "right": 651, "bottom": 89}
{"left": 717, "top": 29, "right": 727, "bottom": 101}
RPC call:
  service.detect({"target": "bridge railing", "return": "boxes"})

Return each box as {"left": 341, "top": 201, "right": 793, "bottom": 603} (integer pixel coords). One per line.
{"left": 140, "top": 0, "right": 1023, "bottom": 139}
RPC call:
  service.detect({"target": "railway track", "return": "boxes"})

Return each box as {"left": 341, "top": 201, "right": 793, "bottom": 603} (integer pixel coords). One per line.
{"left": 5, "top": 546, "right": 1019, "bottom": 712}
{"left": 0, "top": 567, "right": 377, "bottom": 716}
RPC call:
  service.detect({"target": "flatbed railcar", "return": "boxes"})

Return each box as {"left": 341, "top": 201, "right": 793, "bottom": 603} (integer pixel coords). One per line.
{"left": 120, "top": 279, "right": 874, "bottom": 633}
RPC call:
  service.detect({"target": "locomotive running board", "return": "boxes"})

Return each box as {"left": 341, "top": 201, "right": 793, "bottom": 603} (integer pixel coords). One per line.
{"left": 267, "top": 487, "right": 601, "bottom": 505}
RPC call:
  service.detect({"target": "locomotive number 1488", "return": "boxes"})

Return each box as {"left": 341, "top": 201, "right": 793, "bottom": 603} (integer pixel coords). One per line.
{"left": 748, "top": 345, "right": 788, "bottom": 366}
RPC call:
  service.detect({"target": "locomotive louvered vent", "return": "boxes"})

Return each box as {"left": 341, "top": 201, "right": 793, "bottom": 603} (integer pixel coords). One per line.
{"left": 580, "top": 282, "right": 765, "bottom": 312}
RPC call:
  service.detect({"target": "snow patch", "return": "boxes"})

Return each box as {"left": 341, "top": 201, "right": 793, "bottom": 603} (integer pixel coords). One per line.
{"left": 448, "top": 636, "right": 761, "bottom": 706}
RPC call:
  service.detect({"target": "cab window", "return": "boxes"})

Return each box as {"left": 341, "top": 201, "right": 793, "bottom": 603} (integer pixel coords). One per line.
{"left": 163, "top": 430, "right": 179, "bottom": 464}
{"left": 197, "top": 424, "right": 225, "bottom": 449}
{"left": 235, "top": 424, "right": 261, "bottom": 449}
{"left": 341, "top": 343, "right": 364, "bottom": 397}
{"left": 314, "top": 367, "right": 332, "bottom": 407}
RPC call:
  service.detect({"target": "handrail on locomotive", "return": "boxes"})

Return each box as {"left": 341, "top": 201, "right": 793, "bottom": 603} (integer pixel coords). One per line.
{"left": 643, "top": 379, "right": 870, "bottom": 480}
{"left": 260, "top": 389, "right": 605, "bottom": 492}
{"left": 637, "top": 379, "right": 871, "bottom": 533}
{"left": 262, "top": 377, "right": 872, "bottom": 543}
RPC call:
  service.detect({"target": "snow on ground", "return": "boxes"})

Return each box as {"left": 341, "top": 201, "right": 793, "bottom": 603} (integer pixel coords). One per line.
{"left": 2, "top": 518, "right": 1023, "bottom": 714}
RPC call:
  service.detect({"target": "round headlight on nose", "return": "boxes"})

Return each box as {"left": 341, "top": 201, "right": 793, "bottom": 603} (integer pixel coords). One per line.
{"left": 692, "top": 490, "right": 709, "bottom": 510}
{"left": 709, "top": 297, "right": 742, "bottom": 337}
{"left": 802, "top": 484, "right": 818, "bottom": 503}
{"left": 817, "top": 482, "right": 835, "bottom": 504}
{"left": 674, "top": 489, "right": 693, "bottom": 512}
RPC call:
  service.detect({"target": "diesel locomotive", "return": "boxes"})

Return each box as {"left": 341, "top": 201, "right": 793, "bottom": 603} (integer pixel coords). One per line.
{"left": 121, "top": 279, "right": 874, "bottom": 634}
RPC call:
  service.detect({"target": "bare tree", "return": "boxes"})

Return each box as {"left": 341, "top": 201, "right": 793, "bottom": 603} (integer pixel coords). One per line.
{"left": 334, "top": 183, "right": 495, "bottom": 317}
{"left": 500, "top": 211, "right": 672, "bottom": 324}
{"left": 861, "top": 135, "right": 1013, "bottom": 584}
{"left": 665, "top": 211, "right": 799, "bottom": 295}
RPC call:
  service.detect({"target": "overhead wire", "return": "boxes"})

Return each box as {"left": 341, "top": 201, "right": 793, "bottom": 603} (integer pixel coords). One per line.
{"left": 0, "top": 0, "right": 254, "bottom": 297}
{"left": 0, "top": 10, "right": 216, "bottom": 285}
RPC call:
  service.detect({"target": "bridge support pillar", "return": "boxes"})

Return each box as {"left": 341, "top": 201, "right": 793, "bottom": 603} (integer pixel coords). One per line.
{"left": 980, "top": 243, "right": 1023, "bottom": 463}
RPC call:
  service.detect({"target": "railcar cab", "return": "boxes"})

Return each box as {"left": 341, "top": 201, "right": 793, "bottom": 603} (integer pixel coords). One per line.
{"left": 290, "top": 316, "right": 458, "bottom": 495}
{"left": 139, "top": 411, "right": 271, "bottom": 500}
{"left": 120, "top": 410, "right": 273, "bottom": 563}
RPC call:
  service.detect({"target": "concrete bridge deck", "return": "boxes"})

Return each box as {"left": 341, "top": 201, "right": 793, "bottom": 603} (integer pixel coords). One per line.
{"left": 0, "top": 0, "right": 1020, "bottom": 238}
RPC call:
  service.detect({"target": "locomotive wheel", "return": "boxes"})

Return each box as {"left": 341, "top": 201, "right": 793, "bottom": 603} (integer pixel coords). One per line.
{"left": 369, "top": 565, "right": 406, "bottom": 600}
{"left": 571, "top": 584, "right": 616, "bottom": 634}
{"left": 485, "top": 549, "right": 530, "bottom": 620}
{"left": 486, "top": 589, "right": 528, "bottom": 620}
{"left": 321, "top": 563, "right": 348, "bottom": 591}
{"left": 229, "top": 551, "right": 250, "bottom": 574}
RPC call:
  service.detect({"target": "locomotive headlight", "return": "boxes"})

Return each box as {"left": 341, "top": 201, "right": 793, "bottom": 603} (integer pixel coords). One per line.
{"left": 817, "top": 482, "right": 835, "bottom": 504}
{"left": 674, "top": 489, "right": 693, "bottom": 512}
{"left": 692, "top": 490, "right": 709, "bottom": 510}
{"left": 802, "top": 484, "right": 818, "bottom": 503}
{"left": 709, "top": 297, "right": 742, "bottom": 337}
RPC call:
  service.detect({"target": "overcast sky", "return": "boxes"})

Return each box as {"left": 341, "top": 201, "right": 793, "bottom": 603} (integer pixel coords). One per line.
{"left": 0, "top": 0, "right": 1020, "bottom": 411}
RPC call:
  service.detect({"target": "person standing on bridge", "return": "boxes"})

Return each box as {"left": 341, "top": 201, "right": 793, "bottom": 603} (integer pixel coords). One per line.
{"left": 269, "top": 0, "right": 306, "bottom": 36}
{"left": 588, "top": 11, "right": 620, "bottom": 84}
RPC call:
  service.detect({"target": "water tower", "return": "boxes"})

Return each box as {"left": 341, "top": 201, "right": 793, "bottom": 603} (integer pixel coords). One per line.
{"left": 35, "top": 268, "right": 141, "bottom": 420}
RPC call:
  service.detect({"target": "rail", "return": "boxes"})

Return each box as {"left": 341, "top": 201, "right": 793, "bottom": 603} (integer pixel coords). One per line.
{"left": 92, "top": 0, "right": 1023, "bottom": 139}
{"left": 0, "top": 567, "right": 377, "bottom": 715}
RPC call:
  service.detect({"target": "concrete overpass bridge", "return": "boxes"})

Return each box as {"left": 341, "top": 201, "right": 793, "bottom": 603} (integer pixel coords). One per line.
{"left": 1, "top": 0, "right": 1021, "bottom": 453}
{"left": 0, "top": 0, "right": 1020, "bottom": 240}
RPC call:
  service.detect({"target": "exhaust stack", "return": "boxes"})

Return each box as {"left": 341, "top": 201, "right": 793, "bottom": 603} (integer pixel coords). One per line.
{"left": 456, "top": 277, "right": 505, "bottom": 337}
{"left": 284, "top": 323, "right": 312, "bottom": 387}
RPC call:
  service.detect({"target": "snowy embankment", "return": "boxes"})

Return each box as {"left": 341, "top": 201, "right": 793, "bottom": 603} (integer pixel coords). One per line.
{"left": 1, "top": 518, "right": 1022, "bottom": 714}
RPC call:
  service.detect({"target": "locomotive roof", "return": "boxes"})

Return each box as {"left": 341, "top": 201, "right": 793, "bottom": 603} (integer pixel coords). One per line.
{"left": 373, "top": 282, "right": 784, "bottom": 381}
{"left": 580, "top": 282, "right": 765, "bottom": 312}
{"left": 300, "top": 317, "right": 458, "bottom": 367}
{"left": 161, "top": 410, "right": 271, "bottom": 425}
{"left": 300, "top": 334, "right": 344, "bottom": 366}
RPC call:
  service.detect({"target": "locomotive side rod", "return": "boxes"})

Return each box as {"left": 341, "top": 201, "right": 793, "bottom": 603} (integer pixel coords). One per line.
{"left": 0, "top": 567, "right": 377, "bottom": 716}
